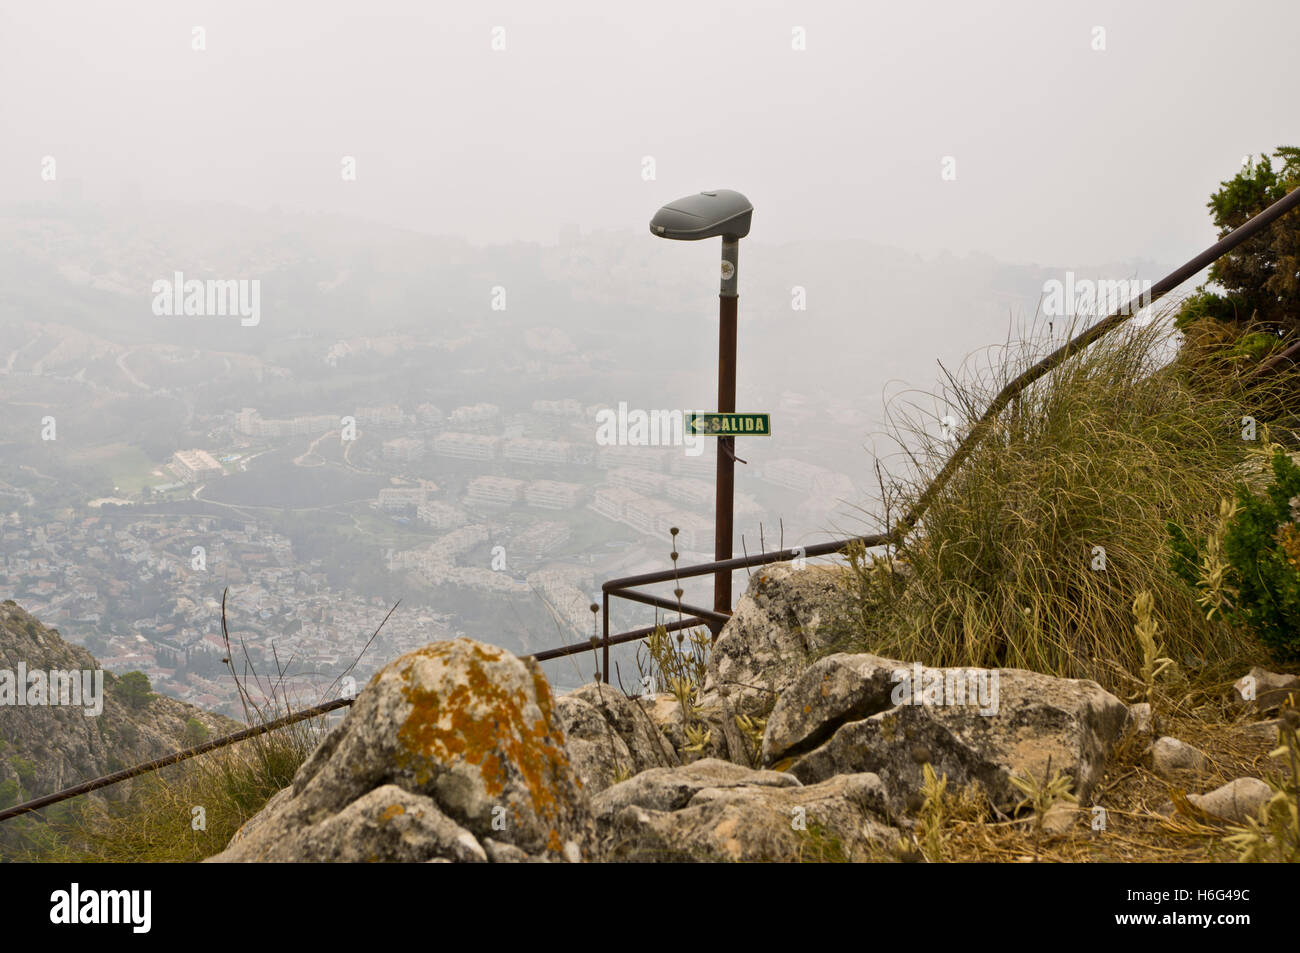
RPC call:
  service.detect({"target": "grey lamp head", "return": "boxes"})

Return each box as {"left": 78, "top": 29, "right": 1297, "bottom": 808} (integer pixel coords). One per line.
{"left": 650, "top": 189, "right": 752, "bottom": 241}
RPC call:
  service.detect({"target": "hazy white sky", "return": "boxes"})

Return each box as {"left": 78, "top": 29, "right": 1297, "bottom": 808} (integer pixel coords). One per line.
{"left": 2, "top": 0, "right": 1295, "bottom": 266}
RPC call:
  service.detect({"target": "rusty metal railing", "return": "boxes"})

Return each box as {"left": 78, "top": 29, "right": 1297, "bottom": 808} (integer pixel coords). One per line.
{"left": 587, "top": 535, "right": 888, "bottom": 681}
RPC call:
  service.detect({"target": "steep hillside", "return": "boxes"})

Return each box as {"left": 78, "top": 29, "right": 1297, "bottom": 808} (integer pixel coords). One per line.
{"left": 0, "top": 600, "right": 236, "bottom": 810}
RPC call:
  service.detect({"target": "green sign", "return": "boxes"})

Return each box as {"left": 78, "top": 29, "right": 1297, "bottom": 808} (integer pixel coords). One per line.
{"left": 686, "top": 412, "right": 772, "bottom": 436}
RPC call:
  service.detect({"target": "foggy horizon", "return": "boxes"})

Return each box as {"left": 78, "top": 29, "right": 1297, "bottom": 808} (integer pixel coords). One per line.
{"left": 4, "top": 0, "right": 1297, "bottom": 265}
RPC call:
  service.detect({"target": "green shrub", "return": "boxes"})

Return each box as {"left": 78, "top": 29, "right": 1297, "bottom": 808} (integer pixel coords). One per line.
{"left": 8, "top": 755, "right": 35, "bottom": 786}
{"left": 183, "top": 717, "right": 210, "bottom": 746}
{"left": 1175, "top": 147, "right": 1300, "bottom": 338}
{"left": 116, "top": 671, "right": 155, "bottom": 710}
{"left": 1225, "top": 450, "right": 1300, "bottom": 661}
{"left": 0, "top": 778, "right": 20, "bottom": 810}
{"left": 1230, "top": 331, "right": 1283, "bottom": 362}
{"left": 1171, "top": 448, "right": 1300, "bottom": 661}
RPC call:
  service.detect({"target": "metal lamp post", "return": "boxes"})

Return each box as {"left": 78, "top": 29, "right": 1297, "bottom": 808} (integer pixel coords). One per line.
{"left": 649, "top": 189, "right": 754, "bottom": 634}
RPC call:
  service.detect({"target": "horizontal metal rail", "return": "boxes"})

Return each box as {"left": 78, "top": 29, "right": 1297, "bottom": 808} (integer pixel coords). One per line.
{"left": 0, "top": 540, "right": 867, "bottom": 824}
{"left": 609, "top": 590, "right": 730, "bottom": 626}
{"left": 601, "top": 534, "right": 889, "bottom": 593}
{"left": 0, "top": 609, "right": 717, "bottom": 823}
{"left": 0, "top": 697, "right": 353, "bottom": 823}
{"left": 597, "top": 534, "right": 891, "bottom": 678}
{"left": 528, "top": 615, "right": 705, "bottom": 663}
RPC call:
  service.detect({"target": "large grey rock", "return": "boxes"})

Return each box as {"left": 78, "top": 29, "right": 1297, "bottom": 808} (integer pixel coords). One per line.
{"left": 596, "top": 760, "right": 897, "bottom": 862}
{"left": 553, "top": 682, "right": 678, "bottom": 793}
{"left": 209, "top": 638, "right": 595, "bottom": 862}
{"left": 1232, "top": 667, "right": 1300, "bottom": 715}
{"left": 703, "top": 562, "right": 853, "bottom": 719}
{"left": 770, "top": 656, "right": 1129, "bottom": 814}
{"left": 247, "top": 785, "right": 489, "bottom": 863}
{"left": 1150, "top": 736, "right": 1209, "bottom": 780}
{"left": 1188, "top": 778, "right": 1273, "bottom": 824}
{"left": 593, "top": 758, "right": 798, "bottom": 815}
{"left": 762, "top": 652, "right": 907, "bottom": 765}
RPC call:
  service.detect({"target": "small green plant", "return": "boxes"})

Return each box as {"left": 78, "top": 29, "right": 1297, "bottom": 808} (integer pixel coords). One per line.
{"left": 637, "top": 624, "right": 710, "bottom": 721}
{"left": 1130, "top": 590, "right": 1174, "bottom": 704}
{"left": 1169, "top": 496, "right": 1239, "bottom": 623}
{"left": 796, "top": 819, "right": 849, "bottom": 863}
{"left": 1009, "top": 762, "right": 1077, "bottom": 861}
{"left": 682, "top": 723, "right": 712, "bottom": 754}
{"left": 734, "top": 713, "right": 766, "bottom": 762}
{"left": 1230, "top": 331, "right": 1283, "bottom": 363}
{"left": 633, "top": 620, "right": 714, "bottom": 760}
{"left": 915, "top": 763, "right": 949, "bottom": 863}
{"left": 1170, "top": 448, "right": 1300, "bottom": 661}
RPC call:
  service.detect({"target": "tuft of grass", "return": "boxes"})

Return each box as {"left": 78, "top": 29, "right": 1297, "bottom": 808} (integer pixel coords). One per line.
{"left": 795, "top": 818, "right": 850, "bottom": 863}
{"left": 915, "top": 763, "right": 950, "bottom": 863}
{"left": 1010, "top": 761, "right": 1078, "bottom": 861}
{"left": 23, "top": 724, "right": 318, "bottom": 862}
{"left": 14, "top": 589, "right": 388, "bottom": 862}
{"left": 846, "top": 313, "right": 1285, "bottom": 693}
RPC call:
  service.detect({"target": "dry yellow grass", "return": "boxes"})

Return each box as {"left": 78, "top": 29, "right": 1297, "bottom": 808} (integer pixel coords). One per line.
{"left": 910, "top": 712, "right": 1292, "bottom": 863}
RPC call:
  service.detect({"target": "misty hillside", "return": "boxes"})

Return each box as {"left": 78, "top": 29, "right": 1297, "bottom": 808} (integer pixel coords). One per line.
{"left": 0, "top": 600, "right": 234, "bottom": 813}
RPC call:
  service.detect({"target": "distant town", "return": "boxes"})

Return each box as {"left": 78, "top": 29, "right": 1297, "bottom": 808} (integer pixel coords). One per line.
{"left": 1, "top": 340, "right": 862, "bottom": 718}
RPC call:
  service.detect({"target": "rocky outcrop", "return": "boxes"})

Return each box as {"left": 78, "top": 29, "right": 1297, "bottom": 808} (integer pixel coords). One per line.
{"left": 0, "top": 601, "right": 234, "bottom": 809}
{"left": 703, "top": 563, "right": 852, "bottom": 719}
{"left": 594, "top": 759, "right": 897, "bottom": 862}
{"left": 765, "top": 653, "right": 1130, "bottom": 814}
{"left": 209, "top": 638, "right": 595, "bottom": 862}
{"left": 198, "top": 560, "right": 1151, "bottom": 862}
{"left": 760, "top": 652, "right": 905, "bottom": 765}
{"left": 553, "top": 682, "right": 678, "bottom": 793}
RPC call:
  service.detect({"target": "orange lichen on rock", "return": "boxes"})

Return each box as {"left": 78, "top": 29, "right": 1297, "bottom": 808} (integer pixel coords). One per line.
{"left": 393, "top": 640, "right": 575, "bottom": 840}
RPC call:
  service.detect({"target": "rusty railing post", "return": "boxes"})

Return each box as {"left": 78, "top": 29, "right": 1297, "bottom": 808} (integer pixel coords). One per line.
{"left": 601, "top": 591, "right": 610, "bottom": 683}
